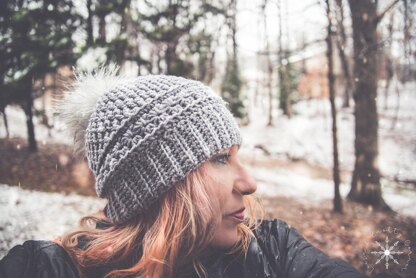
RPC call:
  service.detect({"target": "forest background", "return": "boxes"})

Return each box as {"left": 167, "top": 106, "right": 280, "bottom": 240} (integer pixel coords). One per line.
{"left": 0, "top": 0, "right": 415, "bottom": 276}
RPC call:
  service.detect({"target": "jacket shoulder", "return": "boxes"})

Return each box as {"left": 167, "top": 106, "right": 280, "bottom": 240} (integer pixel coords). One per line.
{"left": 252, "top": 219, "right": 367, "bottom": 278}
{"left": 0, "top": 240, "right": 78, "bottom": 278}
{"left": 255, "top": 218, "right": 292, "bottom": 236}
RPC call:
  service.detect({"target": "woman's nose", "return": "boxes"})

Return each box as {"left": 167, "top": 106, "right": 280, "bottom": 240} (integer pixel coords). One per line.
{"left": 234, "top": 164, "right": 257, "bottom": 195}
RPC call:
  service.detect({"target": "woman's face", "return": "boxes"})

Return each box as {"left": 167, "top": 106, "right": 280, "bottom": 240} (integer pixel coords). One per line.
{"left": 203, "top": 144, "right": 257, "bottom": 249}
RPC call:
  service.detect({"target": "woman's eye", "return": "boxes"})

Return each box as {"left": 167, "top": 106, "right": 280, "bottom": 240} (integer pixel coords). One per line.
{"left": 211, "top": 153, "right": 231, "bottom": 165}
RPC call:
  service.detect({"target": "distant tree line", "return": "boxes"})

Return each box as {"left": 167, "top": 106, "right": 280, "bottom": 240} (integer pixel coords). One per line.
{"left": 1, "top": 0, "right": 415, "bottom": 213}
{"left": 0, "top": 0, "right": 246, "bottom": 151}
{"left": 324, "top": 0, "right": 415, "bottom": 212}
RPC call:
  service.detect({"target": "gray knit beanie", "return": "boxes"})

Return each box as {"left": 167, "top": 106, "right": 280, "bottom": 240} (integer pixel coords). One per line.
{"left": 59, "top": 68, "right": 242, "bottom": 224}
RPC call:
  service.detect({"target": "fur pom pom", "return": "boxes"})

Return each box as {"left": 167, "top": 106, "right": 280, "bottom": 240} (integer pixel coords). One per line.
{"left": 55, "top": 65, "right": 128, "bottom": 158}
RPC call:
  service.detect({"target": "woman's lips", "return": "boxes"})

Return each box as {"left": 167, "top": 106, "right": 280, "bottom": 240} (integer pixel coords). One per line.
{"left": 227, "top": 208, "right": 245, "bottom": 222}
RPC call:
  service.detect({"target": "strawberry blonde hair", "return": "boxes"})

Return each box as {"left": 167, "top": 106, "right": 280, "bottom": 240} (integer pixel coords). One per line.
{"left": 55, "top": 162, "right": 263, "bottom": 278}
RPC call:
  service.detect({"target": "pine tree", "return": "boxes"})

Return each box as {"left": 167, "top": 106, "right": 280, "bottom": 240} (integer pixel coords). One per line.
{"left": 0, "top": 0, "right": 79, "bottom": 151}
{"left": 139, "top": 0, "right": 204, "bottom": 76}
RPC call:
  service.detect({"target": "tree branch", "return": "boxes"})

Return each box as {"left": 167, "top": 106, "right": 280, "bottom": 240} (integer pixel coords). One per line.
{"left": 376, "top": 0, "right": 400, "bottom": 24}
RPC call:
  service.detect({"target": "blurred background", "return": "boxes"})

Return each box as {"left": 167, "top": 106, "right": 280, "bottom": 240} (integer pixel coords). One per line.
{"left": 0, "top": 0, "right": 415, "bottom": 276}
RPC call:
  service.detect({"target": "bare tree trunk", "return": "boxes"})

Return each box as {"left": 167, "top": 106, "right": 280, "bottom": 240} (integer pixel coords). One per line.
{"left": 165, "top": 44, "right": 174, "bottom": 74}
{"left": 86, "top": 0, "right": 94, "bottom": 46}
{"left": 263, "top": 0, "right": 274, "bottom": 126}
{"left": 156, "top": 46, "right": 163, "bottom": 74}
{"left": 98, "top": 14, "right": 106, "bottom": 43}
{"left": 277, "top": 0, "right": 284, "bottom": 117}
{"left": 283, "top": 56, "right": 292, "bottom": 118}
{"left": 132, "top": 22, "right": 142, "bottom": 75}
{"left": 347, "top": 0, "right": 391, "bottom": 210}
{"left": 277, "top": 0, "right": 291, "bottom": 118}
{"left": 383, "top": 13, "right": 394, "bottom": 110}
{"left": 283, "top": 0, "right": 292, "bottom": 118}
{"left": 403, "top": 0, "right": 411, "bottom": 81}
{"left": 390, "top": 80, "right": 401, "bottom": 130}
{"left": 164, "top": 1, "right": 179, "bottom": 75}
{"left": 40, "top": 77, "right": 52, "bottom": 137}
{"left": 326, "top": 0, "right": 343, "bottom": 213}
{"left": 335, "top": 0, "right": 352, "bottom": 108}
{"left": 205, "top": 24, "right": 222, "bottom": 85}
{"left": 117, "top": 0, "right": 131, "bottom": 65}
{"left": 205, "top": 48, "right": 216, "bottom": 85}
{"left": 136, "top": 42, "right": 142, "bottom": 76}
{"left": 383, "top": 56, "right": 394, "bottom": 110}
{"left": 255, "top": 2, "right": 262, "bottom": 109}
{"left": 149, "top": 47, "right": 155, "bottom": 74}
{"left": 24, "top": 83, "right": 37, "bottom": 152}
{"left": 0, "top": 106, "right": 9, "bottom": 138}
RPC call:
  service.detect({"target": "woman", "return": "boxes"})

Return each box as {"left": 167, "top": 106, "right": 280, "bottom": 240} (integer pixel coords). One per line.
{"left": 0, "top": 69, "right": 366, "bottom": 278}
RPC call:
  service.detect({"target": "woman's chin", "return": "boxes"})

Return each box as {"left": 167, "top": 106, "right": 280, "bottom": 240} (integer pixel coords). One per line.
{"left": 210, "top": 226, "right": 239, "bottom": 250}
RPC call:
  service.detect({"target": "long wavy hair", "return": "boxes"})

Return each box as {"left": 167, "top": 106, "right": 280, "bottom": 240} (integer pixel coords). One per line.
{"left": 55, "top": 162, "right": 264, "bottom": 278}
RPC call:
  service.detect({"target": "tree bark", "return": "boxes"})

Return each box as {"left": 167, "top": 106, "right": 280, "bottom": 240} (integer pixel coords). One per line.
{"left": 1, "top": 106, "right": 9, "bottom": 138}
{"left": 383, "top": 13, "right": 394, "bottom": 110}
{"left": 326, "top": 0, "right": 343, "bottom": 213}
{"left": 86, "top": 0, "right": 94, "bottom": 46}
{"left": 98, "top": 14, "right": 106, "bottom": 44}
{"left": 347, "top": 0, "right": 391, "bottom": 210}
{"left": 156, "top": 46, "right": 163, "bottom": 74}
{"left": 25, "top": 84, "right": 37, "bottom": 152}
{"left": 165, "top": 43, "right": 176, "bottom": 75}
{"left": 276, "top": 0, "right": 292, "bottom": 118}
{"left": 335, "top": 0, "right": 352, "bottom": 108}
{"left": 277, "top": 0, "right": 283, "bottom": 115}
{"left": 263, "top": 0, "right": 273, "bottom": 126}
{"left": 205, "top": 46, "right": 216, "bottom": 85}
{"left": 403, "top": 0, "right": 412, "bottom": 81}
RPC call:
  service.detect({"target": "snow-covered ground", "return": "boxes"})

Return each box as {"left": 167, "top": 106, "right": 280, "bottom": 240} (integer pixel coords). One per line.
{"left": 249, "top": 164, "right": 416, "bottom": 218}
{"left": 237, "top": 81, "right": 416, "bottom": 218}
{"left": 0, "top": 184, "right": 105, "bottom": 259}
{"left": 240, "top": 82, "right": 416, "bottom": 183}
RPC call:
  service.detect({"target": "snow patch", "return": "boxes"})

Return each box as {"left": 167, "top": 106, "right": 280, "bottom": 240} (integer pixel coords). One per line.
{"left": 0, "top": 184, "right": 105, "bottom": 259}
{"left": 241, "top": 82, "right": 416, "bottom": 182}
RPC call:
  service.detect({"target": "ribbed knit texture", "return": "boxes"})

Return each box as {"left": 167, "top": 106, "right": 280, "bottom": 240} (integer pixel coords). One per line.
{"left": 85, "top": 75, "right": 242, "bottom": 223}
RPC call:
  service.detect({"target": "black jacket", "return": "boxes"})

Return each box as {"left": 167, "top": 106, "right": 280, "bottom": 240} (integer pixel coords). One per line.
{"left": 0, "top": 219, "right": 367, "bottom": 278}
